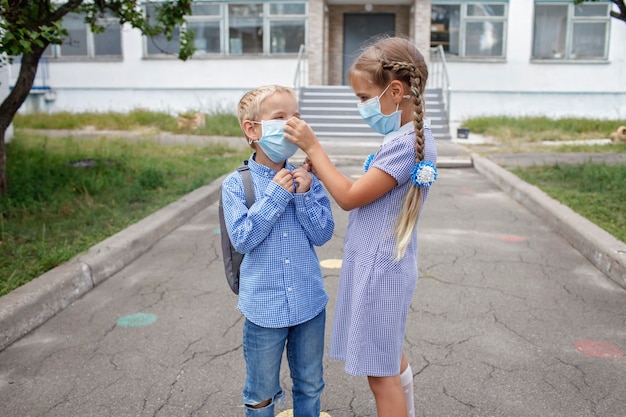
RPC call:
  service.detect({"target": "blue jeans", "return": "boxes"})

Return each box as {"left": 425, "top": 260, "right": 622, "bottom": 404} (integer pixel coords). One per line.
{"left": 242, "top": 309, "right": 326, "bottom": 417}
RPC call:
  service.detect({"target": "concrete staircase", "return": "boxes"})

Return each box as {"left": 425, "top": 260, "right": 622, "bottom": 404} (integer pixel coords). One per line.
{"left": 298, "top": 85, "right": 451, "bottom": 140}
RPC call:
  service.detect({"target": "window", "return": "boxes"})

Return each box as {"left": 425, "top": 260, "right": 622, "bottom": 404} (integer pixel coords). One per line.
{"left": 229, "top": 4, "right": 263, "bottom": 54}
{"left": 189, "top": 3, "right": 222, "bottom": 54}
{"left": 145, "top": 4, "right": 182, "bottom": 55}
{"left": 145, "top": 1, "right": 306, "bottom": 57}
{"left": 269, "top": 3, "right": 306, "bottom": 53}
{"left": 44, "top": 12, "right": 122, "bottom": 59}
{"left": 532, "top": 1, "right": 610, "bottom": 60}
{"left": 431, "top": 2, "right": 507, "bottom": 59}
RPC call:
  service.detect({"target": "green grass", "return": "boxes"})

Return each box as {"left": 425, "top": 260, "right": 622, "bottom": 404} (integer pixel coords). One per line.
{"left": 13, "top": 109, "right": 242, "bottom": 136}
{"left": 512, "top": 163, "right": 626, "bottom": 243}
{"left": 0, "top": 131, "right": 249, "bottom": 296}
{"left": 462, "top": 116, "right": 626, "bottom": 145}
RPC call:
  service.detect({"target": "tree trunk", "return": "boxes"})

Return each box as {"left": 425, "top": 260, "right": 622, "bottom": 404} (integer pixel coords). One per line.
{"left": 0, "top": 51, "right": 44, "bottom": 196}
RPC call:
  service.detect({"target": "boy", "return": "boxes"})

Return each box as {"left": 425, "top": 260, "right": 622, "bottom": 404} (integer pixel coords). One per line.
{"left": 220, "top": 85, "right": 334, "bottom": 417}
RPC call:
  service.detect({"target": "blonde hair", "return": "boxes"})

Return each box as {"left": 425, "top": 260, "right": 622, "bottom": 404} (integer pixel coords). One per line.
{"left": 237, "top": 85, "right": 296, "bottom": 145}
{"left": 348, "top": 36, "right": 429, "bottom": 261}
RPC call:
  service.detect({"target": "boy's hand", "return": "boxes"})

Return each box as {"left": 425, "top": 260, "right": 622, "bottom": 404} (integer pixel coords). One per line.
{"left": 273, "top": 168, "right": 295, "bottom": 193}
{"left": 292, "top": 167, "right": 312, "bottom": 193}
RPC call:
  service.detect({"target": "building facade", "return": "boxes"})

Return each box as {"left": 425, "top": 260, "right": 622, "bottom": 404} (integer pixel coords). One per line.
{"left": 9, "top": 0, "right": 626, "bottom": 127}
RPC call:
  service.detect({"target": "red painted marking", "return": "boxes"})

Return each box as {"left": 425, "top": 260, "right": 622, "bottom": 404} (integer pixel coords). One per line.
{"left": 499, "top": 235, "right": 526, "bottom": 243}
{"left": 461, "top": 189, "right": 475, "bottom": 195}
{"left": 575, "top": 340, "right": 624, "bottom": 359}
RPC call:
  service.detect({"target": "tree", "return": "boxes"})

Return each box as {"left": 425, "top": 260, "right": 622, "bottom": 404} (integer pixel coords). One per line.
{"left": 0, "top": 0, "right": 195, "bottom": 196}
{"left": 575, "top": 0, "right": 626, "bottom": 23}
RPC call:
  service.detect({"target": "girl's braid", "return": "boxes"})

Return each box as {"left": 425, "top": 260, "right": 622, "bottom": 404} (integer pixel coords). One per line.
{"left": 381, "top": 56, "right": 427, "bottom": 261}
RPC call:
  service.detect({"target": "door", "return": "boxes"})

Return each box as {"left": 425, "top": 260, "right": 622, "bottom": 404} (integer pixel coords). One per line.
{"left": 343, "top": 13, "right": 395, "bottom": 85}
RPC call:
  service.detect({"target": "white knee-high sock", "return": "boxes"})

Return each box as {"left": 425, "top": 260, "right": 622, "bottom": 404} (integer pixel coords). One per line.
{"left": 400, "top": 364, "right": 415, "bottom": 417}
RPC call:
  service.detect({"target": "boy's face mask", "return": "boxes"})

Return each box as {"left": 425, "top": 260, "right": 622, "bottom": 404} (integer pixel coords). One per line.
{"left": 250, "top": 120, "right": 299, "bottom": 163}
{"left": 357, "top": 84, "right": 402, "bottom": 135}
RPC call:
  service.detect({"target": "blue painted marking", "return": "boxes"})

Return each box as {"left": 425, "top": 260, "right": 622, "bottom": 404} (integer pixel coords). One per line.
{"left": 116, "top": 312, "right": 158, "bottom": 328}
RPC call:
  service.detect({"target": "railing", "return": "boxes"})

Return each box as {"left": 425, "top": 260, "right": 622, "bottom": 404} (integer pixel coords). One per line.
{"left": 427, "top": 45, "right": 451, "bottom": 127}
{"left": 293, "top": 44, "right": 307, "bottom": 97}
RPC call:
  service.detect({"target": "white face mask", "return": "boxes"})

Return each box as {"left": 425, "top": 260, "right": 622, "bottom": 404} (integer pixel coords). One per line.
{"left": 250, "top": 120, "right": 299, "bottom": 163}
{"left": 357, "top": 84, "right": 402, "bottom": 135}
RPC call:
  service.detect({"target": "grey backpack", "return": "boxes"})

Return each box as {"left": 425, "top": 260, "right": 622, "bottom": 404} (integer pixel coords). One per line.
{"left": 218, "top": 161, "right": 255, "bottom": 294}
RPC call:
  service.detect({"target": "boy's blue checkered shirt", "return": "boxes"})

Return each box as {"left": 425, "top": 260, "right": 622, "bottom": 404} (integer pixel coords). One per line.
{"left": 221, "top": 155, "right": 334, "bottom": 328}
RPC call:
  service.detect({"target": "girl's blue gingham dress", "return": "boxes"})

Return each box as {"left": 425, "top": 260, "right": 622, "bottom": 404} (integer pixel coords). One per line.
{"left": 328, "top": 123, "right": 437, "bottom": 376}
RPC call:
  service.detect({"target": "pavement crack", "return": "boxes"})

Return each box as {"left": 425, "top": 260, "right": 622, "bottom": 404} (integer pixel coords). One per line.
{"left": 493, "top": 312, "right": 540, "bottom": 348}
{"left": 442, "top": 385, "right": 477, "bottom": 411}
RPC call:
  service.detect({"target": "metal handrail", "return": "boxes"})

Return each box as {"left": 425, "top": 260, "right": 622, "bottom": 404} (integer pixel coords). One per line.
{"left": 293, "top": 44, "right": 307, "bottom": 97}
{"left": 427, "top": 45, "right": 451, "bottom": 127}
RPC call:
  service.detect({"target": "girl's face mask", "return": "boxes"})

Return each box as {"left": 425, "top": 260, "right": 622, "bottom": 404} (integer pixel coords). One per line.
{"left": 357, "top": 84, "right": 402, "bottom": 135}
{"left": 250, "top": 120, "right": 299, "bottom": 163}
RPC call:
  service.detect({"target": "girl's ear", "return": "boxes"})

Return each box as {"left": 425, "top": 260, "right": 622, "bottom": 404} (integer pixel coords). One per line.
{"left": 242, "top": 120, "right": 261, "bottom": 141}
{"left": 389, "top": 80, "right": 406, "bottom": 103}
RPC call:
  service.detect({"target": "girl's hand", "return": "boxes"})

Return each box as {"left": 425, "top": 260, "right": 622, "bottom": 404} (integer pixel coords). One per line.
{"left": 292, "top": 167, "right": 312, "bottom": 193}
{"left": 303, "top": 157, "right": 318, "bottom": 176}
{"left": 273, "top": 168, "right": 295, "bottom": 193}
{"left": 283, "top": 117, "right": 319, "bottom": 153}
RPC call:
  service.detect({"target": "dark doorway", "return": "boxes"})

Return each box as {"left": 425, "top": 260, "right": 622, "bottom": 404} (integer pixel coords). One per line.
{"left": 343, "top": 13, "right": 395, "bottom": 85}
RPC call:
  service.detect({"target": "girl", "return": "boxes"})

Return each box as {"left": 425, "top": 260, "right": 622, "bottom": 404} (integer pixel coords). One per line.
{"left": 284, "top": 36, "right": 438, "bottom": 417}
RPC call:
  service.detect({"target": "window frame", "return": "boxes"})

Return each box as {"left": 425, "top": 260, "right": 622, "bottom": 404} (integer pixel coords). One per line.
{"left": 430, "top": 1, "right": 509, "bottom": 61}
{"left": 44, "top": 13, "right": 123, "bottom": 61}
{"left": 143, "top": 1, "right": 307, "bottom": 59}
{"left": 187, "top": 2, "right": 224, "bottom": 56}
{"left": 531, "top": 1, "right": 611, "bottom": 62}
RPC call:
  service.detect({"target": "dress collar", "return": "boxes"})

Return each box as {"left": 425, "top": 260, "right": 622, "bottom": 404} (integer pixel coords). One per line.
{"left": 382, "top": 118, "right": 431, "bottom": 145}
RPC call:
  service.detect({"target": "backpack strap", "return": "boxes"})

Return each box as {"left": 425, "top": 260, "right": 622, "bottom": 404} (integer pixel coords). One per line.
{"left": 237, "top": 160, "right": 255, "bottom": 208}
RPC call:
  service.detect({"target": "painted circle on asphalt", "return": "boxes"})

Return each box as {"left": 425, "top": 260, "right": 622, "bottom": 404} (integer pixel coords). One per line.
{"left": 320, "top": 259, "right": 342, "bottom": 269}
{"left": 574, "top": 339, "right": 624, "bottom": 359}
{"left": 499, "top": 235, "right": 526, "bottom": 243}
{"left": 116, "top": 312, "right": 158, "bottom": 328}
{"left": 276, "top": 411, "right": 331, "bottom": 417}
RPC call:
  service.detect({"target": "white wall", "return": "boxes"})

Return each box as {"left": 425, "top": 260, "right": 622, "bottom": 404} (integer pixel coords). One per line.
{"left": 447, "top": 1, "right": 626, "bottom": 123}
{"left": 14, "top": 1, "right": 626, "bottom": 122}
{"left": 38, "top": 23, "right": 301, "bottom": 115}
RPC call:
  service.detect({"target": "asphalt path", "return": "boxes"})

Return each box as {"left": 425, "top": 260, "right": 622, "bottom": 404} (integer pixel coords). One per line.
{"left": 0, "top": 136, "right": 625, "bottom": 417}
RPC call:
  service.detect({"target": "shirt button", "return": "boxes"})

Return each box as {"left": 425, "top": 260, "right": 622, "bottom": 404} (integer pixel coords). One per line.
{"left": 285, "top": 259, "right": 290, "bottom": 264}
{"left": 287, "top": 287, "right": 293, "bottom": 292}
{"left": 283, "top": 232, "right": 288, "bottom": 237}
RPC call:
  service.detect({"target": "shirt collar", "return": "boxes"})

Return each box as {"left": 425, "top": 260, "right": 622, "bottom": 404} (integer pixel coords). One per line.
{"left": 249, "top": 153, "right": 294, "bottom": 174}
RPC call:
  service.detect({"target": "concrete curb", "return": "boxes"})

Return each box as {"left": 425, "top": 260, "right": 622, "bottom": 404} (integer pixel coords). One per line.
{"left": 472, "top": 153, "right": 626, "bottom": 290}
{"left": 0, "top": 174, "right": 227, "bottom": 352}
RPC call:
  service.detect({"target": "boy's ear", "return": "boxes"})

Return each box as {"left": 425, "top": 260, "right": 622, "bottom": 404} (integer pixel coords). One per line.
{"left": 242, "top": 120, "right": 261, "bottom": 141}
